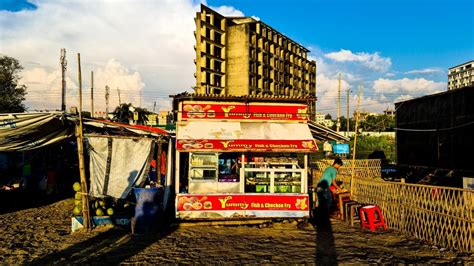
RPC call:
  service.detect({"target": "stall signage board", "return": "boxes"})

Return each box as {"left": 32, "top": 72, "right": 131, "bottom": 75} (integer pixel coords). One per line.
{"left": 180, "top": 101, "right": 309, "bottom": 122}
{"left": 176, "top": 194, "right": 310, "bottom": 219}
{"left": 177, "top": 139, "right": 317, "bottom": 152}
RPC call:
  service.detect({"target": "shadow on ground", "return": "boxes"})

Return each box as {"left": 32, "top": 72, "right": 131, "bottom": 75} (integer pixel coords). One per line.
{"left": 313, "top": 198, "right": 338, "bottom": 265}
{"left": 29, "top": 223, "right": 178, "bottom": 264}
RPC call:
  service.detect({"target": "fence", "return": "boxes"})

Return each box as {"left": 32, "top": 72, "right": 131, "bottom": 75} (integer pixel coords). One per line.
{"left": 352, "top": 179, "right": 473, "bottom": 253}
{"left": 311, "top": 159, "right": 473, "bottom": 253}
{"left": 310, "top": 159, "right": 381, "bottom": 190}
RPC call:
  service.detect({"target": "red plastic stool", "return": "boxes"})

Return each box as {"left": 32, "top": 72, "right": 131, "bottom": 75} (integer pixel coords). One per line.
{"left": 359, "top": 205, "right": 387, "bottom": 231}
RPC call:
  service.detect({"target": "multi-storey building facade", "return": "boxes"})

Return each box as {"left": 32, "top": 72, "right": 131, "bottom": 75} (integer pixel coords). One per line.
{"left": 194, "top": 4, "right": 316, "bottom": 97}
{"left": 448, "top": 60, "right": 474, "bottom": 90}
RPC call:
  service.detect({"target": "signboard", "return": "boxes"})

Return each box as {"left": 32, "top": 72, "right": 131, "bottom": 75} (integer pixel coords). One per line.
{"left": 177, "top": 139, "right": 317, "bottom": 152}
{"left": 180, "top": 101, "right": 309, "bottom": 122}
{"left": 176, "top": 194, "right": 310, "bottom": 219}
{"left": 333, "top": 143, "right": 349, "bottom": 154}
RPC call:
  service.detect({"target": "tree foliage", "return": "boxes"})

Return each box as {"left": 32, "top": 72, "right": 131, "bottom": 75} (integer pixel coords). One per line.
{"left": 350, "top": 135, "right": 396, "bottom": 162}
{"left": 0, "top": 55, "right": 27, "bottom": 113}
{"left": 112, "top": 103, "right": 150, "bottom": 125}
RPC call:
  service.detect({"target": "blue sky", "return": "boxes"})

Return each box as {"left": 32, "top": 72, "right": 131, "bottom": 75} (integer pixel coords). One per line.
{"left": 1, "top": 0, "right": 473, "bottom": 114}
{"left": 0, "top": 0, "right": 37, "bottom": 12}
{"left": 208, "top": 0, "right": 473, "bottom": 80}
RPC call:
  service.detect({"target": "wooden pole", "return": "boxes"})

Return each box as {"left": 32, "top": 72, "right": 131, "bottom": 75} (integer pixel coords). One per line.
{"left": 90, "top": 71, "right": 94, "bottom": 118}
{"left": 105, "top": 85, "right": 110, "bottom": 115}
{"left": 337, "top": 73, "right": 341, "bottom": 133}
{"left": 60, "top": 48, "right": 67, "bottom": 112}
{"left": 76, "top": 53, "right": 92, "bottom": 230}
{"left": 117, "top": 87, "right": 121, "bottom": 105}
{"left": 156, "top": 143, "right": 162, "bottom": 185}
{"left": 346, "top": 88, "right": 350, "bottom": 136}
{"left": 350, "top": 82, "right": 362, "bottom": 195}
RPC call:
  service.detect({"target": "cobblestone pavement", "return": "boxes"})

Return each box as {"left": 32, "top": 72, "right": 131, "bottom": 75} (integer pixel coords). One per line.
{"left": 0, "top": 199, "right": 472, "bottom": 264}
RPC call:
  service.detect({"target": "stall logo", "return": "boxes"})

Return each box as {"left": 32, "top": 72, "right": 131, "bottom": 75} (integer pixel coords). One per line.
{"left": 220, "top": 140, "right": 234, "bottom": 148}
{"left": 221, "top": 106, "right": 235, "bottom": 117}
{"left": 218, "top": 196, "right": 249, "bottom": 209}
{"left": 295, "top": 198, "right": 308, "bottom": 210}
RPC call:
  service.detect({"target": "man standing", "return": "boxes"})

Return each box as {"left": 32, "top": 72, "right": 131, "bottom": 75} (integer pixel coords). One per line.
{"left": 317, "top": 158, "right": 344, "bottom": 215}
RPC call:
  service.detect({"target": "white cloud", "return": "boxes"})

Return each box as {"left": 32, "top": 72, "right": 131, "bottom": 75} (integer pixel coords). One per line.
{"left": 373, "top": 78, "right": 446, "bottom": 95}
{"left": 325, "top": 49, "right": 392, "bottom": 72}
{"left": 20, "top": 59, "right": 145, "bottom": 112}
{"left": 404, "top": 67, "right": 444, "bottom": 75}
{"left": 1, "top": 0, "right": 247, "bottom": 112}
{"left": 394, "top": 94, "right": 415, "bottom": 103}
{"left": 209, "top": 5, "right": 244, "bottom": 16}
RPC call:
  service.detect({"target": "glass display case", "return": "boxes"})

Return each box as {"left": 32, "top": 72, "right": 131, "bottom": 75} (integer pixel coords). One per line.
{"left": 244, "top": 159, "right": 304, "bottom": 193}
{"left": 189, "top": 153, "right": 218, "bottom": 180}
{"left": 244, "top": 170, "right": 270, "bottom": 193}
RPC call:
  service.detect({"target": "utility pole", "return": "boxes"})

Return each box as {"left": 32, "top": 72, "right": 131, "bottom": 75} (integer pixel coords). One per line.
{"left": 314, "top": 62, "right": 317, "bottom": 121}
{"left": 90, "top": 71, "right": 94, "bottom": 118}
{"left": 347, "top": 88, "right": 350, "bottom": 136}
{"left": 350, "top": 82, "right": 362, "bottom": 195}
{"left": 60, "top": 48, "right": 67, "bottom": 111}
{"left": 105, "top": 85, "right": 110, "bottom": 115}
{"left": 153, "top": 101, "right": 156, "bottom": 112}
{"left": 336, "top": 73, "right": 342, "bottom": 132}
{"left": 117, "top": 87, "right": 121, "bottom": 105}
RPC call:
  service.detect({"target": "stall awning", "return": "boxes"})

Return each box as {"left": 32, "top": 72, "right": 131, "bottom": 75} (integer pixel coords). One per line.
{"left": 177, "top": 121, "right": 317, "bottom": 152}
{"left": 0, "top": 112, "right": 75, "bottom": 151}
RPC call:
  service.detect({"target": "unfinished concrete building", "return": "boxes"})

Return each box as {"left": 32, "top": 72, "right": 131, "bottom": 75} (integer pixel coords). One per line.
{"left": 194, "top": 4, "right": 316, "bottom": 97}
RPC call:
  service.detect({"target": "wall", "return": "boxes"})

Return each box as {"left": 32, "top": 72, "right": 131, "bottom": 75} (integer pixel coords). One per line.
{"left": 226, "top": 24, "right": 250, "bottom": 96}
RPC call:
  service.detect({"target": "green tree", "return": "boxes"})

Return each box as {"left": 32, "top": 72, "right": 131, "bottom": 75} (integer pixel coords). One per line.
{"left": 324, "top": 113, "right": 332, "bottom": 120}
{"left": 112, "top": 103, "right": 150, "bottom": 125}
{"left": 360, "top": 114, "right": 395, "bottom": 132}
{"left": 0, "top": 56, "right": 27, "bottom": 113}
{"left": 113, "top": 103, "right": 133, "bottom": 123}
{"left": 350, "top": 135, "right": 396, "bottom": 162}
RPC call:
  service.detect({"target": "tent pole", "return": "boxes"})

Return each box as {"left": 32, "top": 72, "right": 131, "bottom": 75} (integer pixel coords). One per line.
{"left": 76, "top": 53, "right": 92, "bottom": 230}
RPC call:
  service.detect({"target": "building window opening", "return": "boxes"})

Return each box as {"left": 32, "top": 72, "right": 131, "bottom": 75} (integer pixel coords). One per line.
{"left": 214, "top": 47, "right": 222, "bottom": 58}
{"left": 215, "top": 32, "right": 221, "bottom": 44}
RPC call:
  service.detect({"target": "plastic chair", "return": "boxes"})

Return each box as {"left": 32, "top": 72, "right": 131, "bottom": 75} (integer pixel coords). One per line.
{"left": 359, "top": 205, "right": 387, "bottom": 231}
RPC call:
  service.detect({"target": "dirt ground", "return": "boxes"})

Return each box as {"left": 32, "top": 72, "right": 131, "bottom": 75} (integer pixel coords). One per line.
{"left": 0, "top": 198, "right": 472, "bottom": 264}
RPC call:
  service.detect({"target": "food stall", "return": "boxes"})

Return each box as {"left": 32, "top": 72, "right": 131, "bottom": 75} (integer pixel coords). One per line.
{"left": 173, "top": 95, "right": 317, "bottom": 220}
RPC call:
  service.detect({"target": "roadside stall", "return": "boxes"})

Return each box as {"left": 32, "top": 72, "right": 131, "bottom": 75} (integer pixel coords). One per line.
{"left": 173, "top": 94, "right": 318, "bottom": 220}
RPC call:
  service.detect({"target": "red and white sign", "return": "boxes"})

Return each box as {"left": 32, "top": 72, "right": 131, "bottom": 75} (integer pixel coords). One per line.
{"left": 176, "top": 121, "right": 318, "bottom": 152}
{"left": 177, "top": 139, "right": 317, "bottom": 152}
{"left": 180, "top": 101, "right": 309, "bottom": 122}
{"left": 177, "top": 194, "right": 309, "bottom": 212}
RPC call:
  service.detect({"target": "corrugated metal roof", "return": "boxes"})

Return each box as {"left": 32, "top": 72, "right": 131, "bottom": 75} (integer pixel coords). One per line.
{"left": 308, "top": 121, "right": 350, "bottom": 142}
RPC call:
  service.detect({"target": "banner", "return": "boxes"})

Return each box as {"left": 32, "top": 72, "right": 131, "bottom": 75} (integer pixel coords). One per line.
{"left": 180, "top": 101, "right": 309, "bottom": 122}
{"left": 177, "top": 139, "right": 317, "bottom": 152}
{"left": 176, "top": 194, "right": 309, "bottom": 219}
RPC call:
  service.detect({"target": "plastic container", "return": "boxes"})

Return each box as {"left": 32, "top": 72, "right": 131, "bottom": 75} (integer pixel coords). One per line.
{"left": 132, "top": 187, "right": 163, "bottom": 234}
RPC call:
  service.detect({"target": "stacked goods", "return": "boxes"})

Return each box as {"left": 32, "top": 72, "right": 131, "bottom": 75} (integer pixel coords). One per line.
{"left": 90, "top": 198, "right": 116, "bottom": 217}
{"left": 72, "top": 182, "right": 82, "bottom": 216}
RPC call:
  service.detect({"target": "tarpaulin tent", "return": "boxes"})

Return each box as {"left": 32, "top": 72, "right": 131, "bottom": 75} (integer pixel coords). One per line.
{"left": 0, "top": 112, "right": 75, "bottom": 152}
